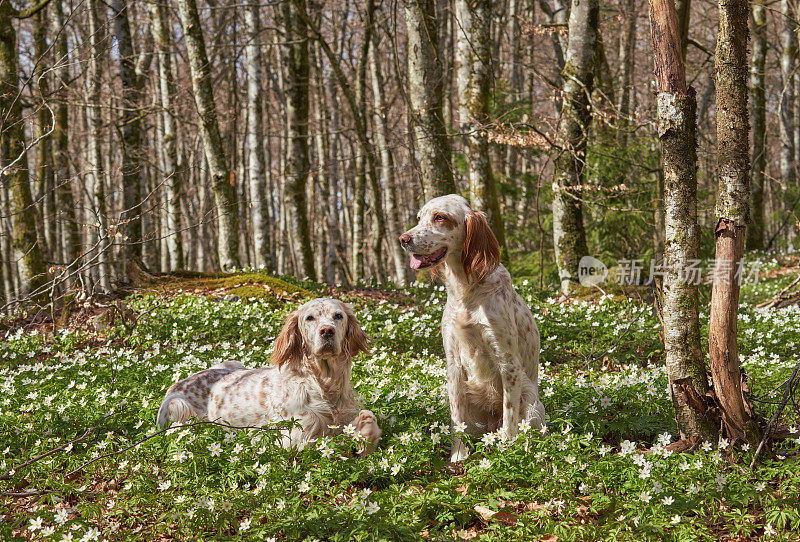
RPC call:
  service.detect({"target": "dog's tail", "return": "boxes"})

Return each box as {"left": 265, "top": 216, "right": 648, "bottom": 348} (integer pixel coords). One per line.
{"left": 156, "top": 393, "right": 194, "bottom": 429}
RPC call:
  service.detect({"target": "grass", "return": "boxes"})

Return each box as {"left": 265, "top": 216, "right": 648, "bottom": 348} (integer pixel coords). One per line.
{"left": 1, "top": 265, "right": 799, "bottom": 541}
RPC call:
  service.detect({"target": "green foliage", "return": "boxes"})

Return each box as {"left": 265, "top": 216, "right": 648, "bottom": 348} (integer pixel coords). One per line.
{"left": 1, "top": 275, "right": 799, "bottom": 540}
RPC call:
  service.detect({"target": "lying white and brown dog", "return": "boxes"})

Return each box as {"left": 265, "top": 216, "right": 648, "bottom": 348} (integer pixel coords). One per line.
{"left": 400, "top": 194, "right": 545, "bottom": 461}
{"left": 156, "top": 298, "right": 381, "bottom": 453}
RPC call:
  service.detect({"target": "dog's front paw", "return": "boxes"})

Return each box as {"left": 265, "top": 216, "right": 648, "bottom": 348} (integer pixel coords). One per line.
{"left": 450, "top": 437, "right": 470, "bottom": 463}
{"left": 351, "top": 409, "right": 382, "bottom": 455}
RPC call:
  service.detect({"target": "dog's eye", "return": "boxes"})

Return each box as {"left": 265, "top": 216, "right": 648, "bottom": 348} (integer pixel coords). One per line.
{"left": 434, "top": 214, "right": 446, "bottom": 222}
{"left": 305, "top": 315, "right": 315, "bottom": 321}
{"left": 333, "top": 312, "right": 343, "bottom": 320}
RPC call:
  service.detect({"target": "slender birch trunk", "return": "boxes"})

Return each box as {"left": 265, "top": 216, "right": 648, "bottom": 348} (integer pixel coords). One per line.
{"left": 616, "top": 0, "right": 637, "bottom": 141}
{"left": 176, "top": 0, "right": 241, "bottom": 271}
{"left": 748, "top": 0, "right": 766, "bottom": 250}
{"left": 710, "top": 0, "right": 760, "bottom": 446}
{"left": 34, "top": 8, "right": 55, "bottom": 259}
{"left": 149, "top": 0, "right": 184, "bottom": 270}
{"left": 87, "top": 0, "right": 111, "bottom": 291}
{"left": 370, "top": 44, "right": 408, "bottom": 285}
{"left": 454, "top": 0, "right": 507, "bottom": 258}
{"left": 51, "top": 0, "right": 79, "bottom": 272}
{"left": 403, "top": 0, "right": 456, "bottom": 198}
{"left": 552, "top": 0, "right": 595, "bottom": 294}
{"left": 244, "top": 1, "right": 271, "bottom": 271}
{"left": 648, "top": 0, "right": 717, "bottom": 441}
{"left": 779, "top": 0, "right": 796, "bottom": 242}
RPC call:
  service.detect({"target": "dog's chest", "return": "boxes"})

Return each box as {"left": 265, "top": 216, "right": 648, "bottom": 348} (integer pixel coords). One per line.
{"left": 443, "top": 306, "right": 500, "bottom": 379}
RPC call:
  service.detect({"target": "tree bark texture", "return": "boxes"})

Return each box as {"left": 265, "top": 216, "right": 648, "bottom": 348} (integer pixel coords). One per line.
{"left": 748, "top": 0, "right": 766, "bottom": 250}
{"left": 176, "top": 0, "right": 241, "bottom": 271}
{"left": 282, "top": 0, "right": 317, "bottom": 280}
{"left": 50, "top": 0, "right": 80, "bottom": 270}
{"left": 455, "top": 0, "right": 507, "bottom": 258}
{"left": 710, "top": 0, "right": 760, "bottom": 445}
{"left": 649, "top": 0, "right": 717, "bottom": 442}
{"left": 149, "top": 0, "right": 184, "bottom": 270}
{"left": 0, "top": 0, "right": 48, "bottom": 301}
{"left": 87, "top": 0, "right": 111, "bottom": 291}
{"left": 779, "top": 0, "right": 796, "bottom": 230}
{"left": 552, "top": 0, "right": 595, "bottom": 294}
{"left": 244, "top": 0, "right": 270, "bottom": 271}
{"left": 403, "top": 0, "right": 457, "bottom": 199}
{"left": 110, "top": 0, "right": 144, "bottom": 261}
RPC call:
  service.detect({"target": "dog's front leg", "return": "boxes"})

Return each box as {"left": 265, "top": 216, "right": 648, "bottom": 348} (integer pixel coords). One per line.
{"left": 349, "top": 409, "right": 382, "bottom": 456}
{"left": 447, "top": 363, "right": 472, "bottom": 462}
{"left": 500, "top": 364, "right": 524, "bottom": 439}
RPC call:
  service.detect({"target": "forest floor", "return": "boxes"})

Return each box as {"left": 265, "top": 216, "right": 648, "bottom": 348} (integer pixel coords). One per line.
{"left": 2, "top": 256, "right": 799, "bottom": 541}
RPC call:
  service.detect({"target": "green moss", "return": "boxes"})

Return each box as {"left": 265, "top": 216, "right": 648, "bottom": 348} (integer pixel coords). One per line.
{"left": 147, "top": 271, "right": 314, "bottom": 301}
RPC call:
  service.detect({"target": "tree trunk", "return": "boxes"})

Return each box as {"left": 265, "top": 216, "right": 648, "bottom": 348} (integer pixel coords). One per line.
{"left": 454, "top": 0, "right": 507, "bottom": 258}
{"left": 176, "top": 0, "right": 241, "bottom": 271}
{"left": 648, "top": 0, "right": 717, "bottom": 442}
{"left": 149, "top": 0, "right": 184, "bottom": 270}
{"left": 747, "top": 0, "right": 766, "bottom": 251}
{"left": 370, "top": 43, "right": 408, "bottom": 285}
{"left": 33, "top": 8, "right": 55, "bottom": 260}
{"left": 779, "top": 0, "right": 796, "bottom": 246}
{"left": 109, "top": 0, "right": 144, "bottom": 264}
{"left": 674, "top": 0, "right": 690, "bottom": 59}
{"left": 710, "top": 0, "right": 760, "bottom": 446}
{"left": 281, "top": 0, "right": 316, "bottom": 280}
{"left": 552, "top": 0, "right": 595, "bottom": 295}
{"left": 244, "top": 1, "right": 271, "bottom": 271}
{"left": 51, "top": 0, "right": 80, "bottom": 273}
{"left": 403, "top": 0, "right": 457, "bottom": 198}
{"left": 616, "top": 0, "right": 637, "bottom": 141}
{"left": 0, "top": 1, "right": 48, "bottom": 302}
{"left": 87, "top": 0, "right": 111, "bottom": 292}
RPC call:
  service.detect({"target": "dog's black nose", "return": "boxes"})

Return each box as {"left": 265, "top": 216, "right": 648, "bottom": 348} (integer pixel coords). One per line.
{"left": 399, "top": 232, "right": 412, "bottom": 245}
{"left": 319, "top": 326, "right": 335, "bottom": 338}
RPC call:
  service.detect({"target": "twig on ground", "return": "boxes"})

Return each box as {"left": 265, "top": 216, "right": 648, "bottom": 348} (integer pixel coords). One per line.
{"left": 750, "top": 359, "right": 800, "bottom": 468}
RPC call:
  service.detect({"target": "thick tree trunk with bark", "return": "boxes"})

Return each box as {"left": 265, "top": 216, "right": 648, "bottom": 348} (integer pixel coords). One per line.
{"left": 710, "top": 0, "right": 760, "bottom": 446}
{"left": 176, "top": 0, "right": 241, "bottom": 271}
{"left": 403, "top": 0, "right": 456, "bottom": 199}
{"left": 454, "top": 0, "right": 507, "bottom": 258}
{"left": 748, "top": 0, "right": 766, "bottom": 250}
{"left": 244, "top": 1, "right": 270, "bottom": 271}
{"left": 149, "top": 0, "right": 184, "bottom": 270}
{"left": 649, "top": 0, "right": 717, "bottom": 442}
{"left": 281, "top": 0, "right": 316, "bottom": 280}
{"left": 552, "top": 0, "right": 595, "bottom": 294}
{"left": 0, "top": 0, "right": 48, "bottom": 302}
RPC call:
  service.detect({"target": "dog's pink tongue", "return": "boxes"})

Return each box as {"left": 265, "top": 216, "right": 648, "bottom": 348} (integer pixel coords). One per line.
{"left": 410, "top": 254, "right": 424, "bottom": 270}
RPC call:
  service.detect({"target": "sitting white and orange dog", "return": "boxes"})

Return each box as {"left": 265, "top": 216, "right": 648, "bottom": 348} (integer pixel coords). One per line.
{"left": 400, "top": 194, "right": 545, "bottom": 461}
{"left": 156, "top": 298, "right": 381, "bottom": 453}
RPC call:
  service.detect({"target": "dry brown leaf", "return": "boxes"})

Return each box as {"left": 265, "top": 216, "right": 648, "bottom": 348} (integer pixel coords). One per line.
{"left": 541, "top": 536, "right": 559, "bottom": 542}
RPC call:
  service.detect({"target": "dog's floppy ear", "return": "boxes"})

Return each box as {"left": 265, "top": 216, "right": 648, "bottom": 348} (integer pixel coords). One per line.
{"left": 461, "top": 210, "right": 500, "bottom": 283}
{"left": 343, "top": 304, "right": 370, "bottom": 359}
{"left": 271, "top": 310, "right": 304, "bottom": 367}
